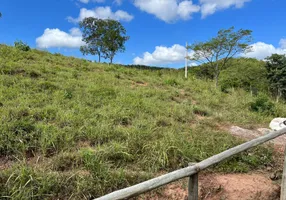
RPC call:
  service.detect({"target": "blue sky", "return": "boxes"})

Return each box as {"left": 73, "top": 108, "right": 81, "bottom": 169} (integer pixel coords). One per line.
{"left": 0, "top": 0, "right": 286, "bottom": 68}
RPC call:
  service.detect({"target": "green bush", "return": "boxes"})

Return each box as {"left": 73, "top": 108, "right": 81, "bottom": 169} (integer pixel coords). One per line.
{"left": 14, "top": 40, "right": 31, "bottom": 51}
{"left": 192, "top": 105, "right": 210, "bottom": 116}
{"left": 164, "top": 79, "right": 179, "bottom": 86}
{"left": 249, "top": 94, "right": 275, "bottom": 115}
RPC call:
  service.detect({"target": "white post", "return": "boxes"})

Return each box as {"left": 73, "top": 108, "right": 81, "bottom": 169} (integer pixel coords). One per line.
{"left": 185, "top": 42, "right": 188, "bottom": 79}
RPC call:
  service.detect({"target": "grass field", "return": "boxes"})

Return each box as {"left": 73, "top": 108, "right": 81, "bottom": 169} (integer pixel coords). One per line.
{"left": 0, "top": 45, "right": 284, "bottom": 199}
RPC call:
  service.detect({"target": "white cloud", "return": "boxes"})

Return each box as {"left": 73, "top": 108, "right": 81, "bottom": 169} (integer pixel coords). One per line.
{"left": 133, "top": 44, "right": 194, "bottom": 65}
{"left": 242, "top": 42, "right": 286, "bottom": 60}
{"left": 68, "top": 6, "right": 133, "bottom": 23}
{"left": 134, "top": 41, "right": 286, "bottom": 66}
{"left": 36, "top": 28, "right": 85, "bottom": 49}
{"left": 114, "top": 0, "right": 123, "bottom": 5}
{"left": 132, "top": 0, "right": 250, "bottom": 22}
{"left": 69, "top": 27, "right": 82, "bottom": 36}
{"left": 279, "top": 39, "right": 286, "bottom": 49}
{"left": 78, "top": 0, "right": 122, "bottom": 5}
{"left": 78, "top": 0, "right": 105, "bottom": 3}
{"left": 133, "top": 0, "right": 200, "bottom": 23}
{"left": 200, "top": 0, "right": 251, "bottom": 18}
{"left": 79, "top": 0, "right": 90, "bottom": 3}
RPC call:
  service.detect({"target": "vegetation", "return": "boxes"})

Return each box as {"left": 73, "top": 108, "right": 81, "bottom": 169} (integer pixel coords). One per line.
{"left": 80, "top": 18, "right": 106, "bottom": 63}
{"left": 249, "top": 94, "right": 275, "bottom": 115}
{"left": 188, "top": 27, "right": 252, "bottom": 87}
{"left": 14, "top": 40, "right": 31, "bottom": 51}
{"left": 189, "top": 57, "right": 269, "bottom": 95}
{"left": 219, "top": 58, "right": 267, "bottom": 93}
{"left": 0, "top": 45, "right": 285, "bottom": 199}
{"left": 80, "top": 17, "right": 129, "bottom": 64}
{"left": 265, "top": 54, "right": 286, "bottom": 102}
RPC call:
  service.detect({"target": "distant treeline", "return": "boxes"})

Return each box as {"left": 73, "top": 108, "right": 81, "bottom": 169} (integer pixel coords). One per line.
{"left": 188, "top": 57, "right": 267, "bottom": 92}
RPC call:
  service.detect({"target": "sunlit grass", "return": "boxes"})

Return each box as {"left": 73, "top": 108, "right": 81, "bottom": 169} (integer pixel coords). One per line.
{"left": 0, "top": 45, "right": 284, "bottom": 199}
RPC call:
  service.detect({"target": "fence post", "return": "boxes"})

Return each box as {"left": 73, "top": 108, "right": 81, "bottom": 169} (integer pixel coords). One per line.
{"left": 188, "top": 173, "right": 198, "bottom": 200}
{"left": 281, "top": 145, "right": 286, "bottom": 200}
{"left": 188, "top": 163, "right": 198, "bottom": 200}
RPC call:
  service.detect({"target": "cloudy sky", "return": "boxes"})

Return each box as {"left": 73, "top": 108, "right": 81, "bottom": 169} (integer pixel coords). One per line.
{"left": 1, "top": 0, "right": 286, "bottom": 67}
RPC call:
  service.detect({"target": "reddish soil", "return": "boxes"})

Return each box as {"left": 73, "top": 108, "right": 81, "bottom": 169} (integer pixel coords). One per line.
{"left": 138, "top": 125, "right": 285, "bottom": 200}
{"left": 131, "top": 81, "right": 148, "bottom": 87}
{"left": 0, "top": 156, "right": 13, "bottom": 171}
{"left": 139, "top": 173, "right": 280, "bottom": 200}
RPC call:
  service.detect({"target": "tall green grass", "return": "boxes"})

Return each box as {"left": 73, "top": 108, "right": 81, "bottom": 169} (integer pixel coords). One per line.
{"left": 0, "top": 45, "right": 284, "bottom": 199}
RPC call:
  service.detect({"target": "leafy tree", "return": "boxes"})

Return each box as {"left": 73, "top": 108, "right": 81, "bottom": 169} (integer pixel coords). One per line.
{"left": 265, "top": 54, "right": 286, "bottom": 102}
{"left": 80, "top": 17, "right": 106, "bottom": 63}
{"left": 80, "top": 18, "right": 129, "bottom": 64}
{"left": 219, "top": 58, "right": 268, "bottom": 93}
{"left": 189, "top": 64, "right": 215, "bottom": 80}
{"left": 101, "top": 19, "right": 129, "bottom": 64}
{"left": 188, "top": 27, "right": 252, "bottom": 87}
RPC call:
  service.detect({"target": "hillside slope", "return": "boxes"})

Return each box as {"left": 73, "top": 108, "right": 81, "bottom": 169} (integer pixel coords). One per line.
{"left": 0, "top": 45, "right": 284, "bottom": 199}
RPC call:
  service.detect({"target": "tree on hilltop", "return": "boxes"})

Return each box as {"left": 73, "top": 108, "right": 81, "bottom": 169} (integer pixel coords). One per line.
{"left": 80, "top": 17, "right": 106, "bottom": 63}
{"left": 80, "top": 17, "right": 129, "bottom": 64}
{"left": 188, "top": 27, "right": 253, "bottom": 87}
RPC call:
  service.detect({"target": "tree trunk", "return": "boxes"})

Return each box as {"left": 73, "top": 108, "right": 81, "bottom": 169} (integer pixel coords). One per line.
{"left": 110, "top": 53, "right": 114, "bottom": 64}
{"left": 98, "top": 53, "right": 101, "bottom": 63}
{"left": 215, "top": 64, "right": 219, "bottom": 88}
{"left": 215, "top": 76, "right": 219, "bottom": 88}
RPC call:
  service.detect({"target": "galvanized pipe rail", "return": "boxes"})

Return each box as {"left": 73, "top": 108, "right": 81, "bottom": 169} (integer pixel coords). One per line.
{"left": 96, "top": 127, "right": 286, "bottom": 200}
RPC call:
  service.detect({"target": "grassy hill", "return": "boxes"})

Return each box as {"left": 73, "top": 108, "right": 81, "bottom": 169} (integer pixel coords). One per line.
{"left": 0, "top": 45, "right": 284, "bottom": 199}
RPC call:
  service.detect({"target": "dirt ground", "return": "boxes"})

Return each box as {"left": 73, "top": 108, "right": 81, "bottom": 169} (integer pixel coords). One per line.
{"left": 138, "top": 125, "right": 285, "bottom": 200}
{"left": 138, "top": 172, "right": 280, "bottom": 200}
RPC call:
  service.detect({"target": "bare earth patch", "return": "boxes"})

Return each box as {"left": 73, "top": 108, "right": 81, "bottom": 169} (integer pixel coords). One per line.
{"left": 200, "top": 173, "right": 280, "bottom": 200}
{"left": 0, "top": 156, "right": 13, "bottom": 171}
{"left": 138, "top": 125, "right": 285, "bottom": 200}
{"left": 131, "top": 81, "right": 148, "bottom": 87}
{"left": 139, "top": 173, "right": 280, "bottom": 200}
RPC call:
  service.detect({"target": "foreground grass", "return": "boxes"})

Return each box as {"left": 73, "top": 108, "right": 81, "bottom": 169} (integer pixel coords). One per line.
{"left": 0, "top": 45, "right": 284, "bottom": 199}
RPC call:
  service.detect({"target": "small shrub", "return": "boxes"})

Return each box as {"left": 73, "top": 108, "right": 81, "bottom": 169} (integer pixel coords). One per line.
{"left": 114, "top": 73, "right": 121, "bottom": 79}
{"left": 29, "top": 70, "right": 41, "bottom": 78}
{"left": 54, "top": 53, "right": 63, "bottom": 56}
{"left": 72, "top": 71, "right": 79, "bottom": 79}
{"left": 249, "top": 94, "right": 275, "bottom": 115}
{"left": 192, "top": 106, "right": 209, "bottom": 116}
{"left": 164, "top": 79, "right": 179, "bottom": 86}
{"left": 14, "top": 40, "right": 30, "bottom": 51}
{"left": 64, "top": 89, "right": 73, "bottom": 99}
{"left": 39, "top": 81, "right": 59, "bottom": 91}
